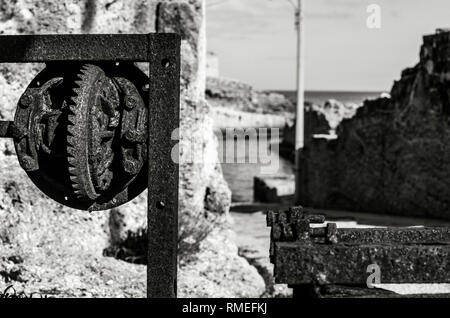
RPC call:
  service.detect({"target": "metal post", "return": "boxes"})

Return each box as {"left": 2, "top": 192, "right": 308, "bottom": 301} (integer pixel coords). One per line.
{"left": 294, "top": 0, "right": 305, "bottom": 205}
{"left": 147, "top": 34, "right": 181, "bottom": 298}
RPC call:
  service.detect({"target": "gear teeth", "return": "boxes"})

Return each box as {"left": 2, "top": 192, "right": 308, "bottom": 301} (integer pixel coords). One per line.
{"left": 68, "top": 167, "right": 77, "bottom": 175}
{"left": 67, "top": 116, "right": 75, "bottom": 126}
{"left": 67, "top": 136, "right": 75, "bottom": 146}
{"left": 73, "top": 87, "right": 83, "bottom": 96}
{"left": 67, "top": 64, "right": 103, "bottom": 202}
{"left": 70, "top": 95, "right": 79, "bottom": 104}
{"left": 68, "top": 156, "right": 76, "bottom": 166}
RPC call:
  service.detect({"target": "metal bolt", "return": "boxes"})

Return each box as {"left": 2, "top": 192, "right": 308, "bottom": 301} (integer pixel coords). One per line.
{"left": 289, "top": 206, "right": 304, "bottom": 222}
{"left": 309, "top": 226, "right": 327, "bottom": 238}
{"left": 326, "top": 223, "right": 338, "bottom": 244}
{"left": 295, "top": 218, "right": 310, "bottom": 232}
{"left": 272, "top": 224, "right": 282, "bottom": 241}
{"left": 278, "top": 211, "right": 288, "bottom": 225}
{"left": 156, "top": 201, "right": 165, "bottom": 210}
{"left": 282, "top": 224, "right": 294, "bottom": 241}
{"left": 21, "top": 155, "right": 36, "bottom": 171}
{"left": 125, "top": 96, "right": 138, "bottom": 110}
{"left": 161, "top": 58, "right": 171, "bottom": 68}
{"left": 307, "top": 214, "right": 326, "bottom": 224}
{"left": 266, "top": 210, "right": 277, "bottom": 227}
{"left": 20, "top": 93, "right": 34, "bottom": 108}
{"left": 124, "top": 159, "right": 138, "bottom": 175}
{"left": 108, "top": 111, "right": 120, "bottom": 128}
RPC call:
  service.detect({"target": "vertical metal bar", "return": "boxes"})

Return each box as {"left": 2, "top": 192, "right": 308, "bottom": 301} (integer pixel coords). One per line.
{"left": 294, "top": 0, "right": 305, "bottom": 205}
{"left": 147, "top": 33, "right": 181, "bottom": 298}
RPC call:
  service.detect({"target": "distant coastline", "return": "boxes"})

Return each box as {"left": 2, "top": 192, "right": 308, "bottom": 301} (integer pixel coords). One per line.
{"left": 273, "top": 90, "right": 385, "bottom": 106}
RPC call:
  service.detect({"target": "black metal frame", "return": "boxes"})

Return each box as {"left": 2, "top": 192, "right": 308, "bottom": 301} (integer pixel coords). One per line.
{"left": 0, "top": 34, "right": 181, "bottom": 298}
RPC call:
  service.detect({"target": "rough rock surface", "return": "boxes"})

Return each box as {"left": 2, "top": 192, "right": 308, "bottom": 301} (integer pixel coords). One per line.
{"left": 206, "top": 76, "right": 294, "bottom": 115}
{"left": 178, "top": 228, "right": 265, "bottom": 298}
{"left": 320, "top": 99, "right": 361, "bottom": 130}
{"left": 0, "top": 0, "right": 263, "bottom": 298}
{"left": 280, "top": 105, "right": 332, "bottom": 162}
{"left": 230, "top": 212, "right": 292, "bottom": 298}
{"left": 0, "top": 159, "right": 147, "bottom": 297}
{"left": 300, "top": 29, "right": 450, "bottom": 220}
{"left": 155, "top": 0, "right": 232, "bottom": 250}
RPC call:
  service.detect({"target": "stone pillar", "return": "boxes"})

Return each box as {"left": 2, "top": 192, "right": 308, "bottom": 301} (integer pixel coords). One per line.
{"left": 0, "top": 0, "right": 264, "bottom": 298}
{"left": 156, "top": 0, "right": 231, "bottom": 248}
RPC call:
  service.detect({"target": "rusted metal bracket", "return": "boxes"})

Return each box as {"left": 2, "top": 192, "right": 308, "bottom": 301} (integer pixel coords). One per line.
{"left": 0, "top": 34, "right": 180, "bottom": 298}
{"left": 267, "top": 206, "right": 450, "bottom": 298}
{"left": 0, "top": 121, "right": 16, "bottom": 138}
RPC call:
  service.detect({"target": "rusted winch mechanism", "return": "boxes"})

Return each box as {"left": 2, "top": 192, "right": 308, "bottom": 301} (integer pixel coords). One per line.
{"left": 13, "top": 62, "right": 149, "bottom": 211}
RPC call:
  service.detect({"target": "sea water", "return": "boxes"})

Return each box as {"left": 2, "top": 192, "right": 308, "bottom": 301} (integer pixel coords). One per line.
{"left": 220, "top": 91, "right": 383, "bottom": 203}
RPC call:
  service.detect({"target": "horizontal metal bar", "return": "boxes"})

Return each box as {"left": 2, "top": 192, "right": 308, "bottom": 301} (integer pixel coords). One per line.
{"left": 292, "top": 284, "right": 450, "bottom": 298}
{"left": 274, "top": 242, "right": 450, "bottom": 285}
{"left": 334, "top": 227, "right": 450, "bottom": 245}
{"left": 0, "top": 34, "right": 179, "bottom": 62}
{"left": 0, "top": 121, "right": 14, "bottom": 138}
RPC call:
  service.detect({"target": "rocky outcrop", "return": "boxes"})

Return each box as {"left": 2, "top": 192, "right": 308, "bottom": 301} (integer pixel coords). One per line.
{"left": 0, "top": 159, "right": 146, "bottom": 297}
{"left": 300, "top": 29, "right": 450, "bottom": 220}
{"left": 280, "top": 105, "right": 332, "bottom": 162}
{"left": 0, "top": 0, "right": 265, "bottom": 298}
{"left": 206, "top": 76, "right": 294, "bottom": 114}
{"left": 280, "top": 99, "right": 361, "bottom": 161}
{"left": 206, "top": 76, "right": 294, "bottom": 129}
{"left": 206, "top": 77, "right": 254, "bottom": 111}
{"left": 178, "top": 228, "right": 265, "bottom": 298}
{"left": 211, "top": 107, "right": 287, "bottom": 130}
{"left": 321, "top": 99, "right": 361, "bottom": 130}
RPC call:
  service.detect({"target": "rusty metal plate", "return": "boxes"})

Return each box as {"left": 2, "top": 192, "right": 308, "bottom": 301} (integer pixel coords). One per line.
{"left": 13, "top": 62, "right": 149, "bottom": 211}
{"left": 0, "top": 34, "right": 175, "bottom": 62}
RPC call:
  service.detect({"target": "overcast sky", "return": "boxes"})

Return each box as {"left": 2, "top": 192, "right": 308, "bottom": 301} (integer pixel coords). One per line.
{"left": 206, "top": 0, "right": 450, "bottom": 91}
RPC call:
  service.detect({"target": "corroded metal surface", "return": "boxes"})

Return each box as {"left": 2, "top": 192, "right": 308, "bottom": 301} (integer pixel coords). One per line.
{"left": 13, "top": 62, "right": 149, "bottom": 211}
{"left": 147, "top": 32, "right": 180, "bottom": 299}
{"left": 0, "top": 34, "right": 150, "bottom": 62}
{"left": 267, "top": 206, "right": 450, "bottom": 293}
{"left": 0, "top": 33, "right": 181, "bottom": 298}
{"left": 334, "top": 227, "right": 450, "bottom": 245}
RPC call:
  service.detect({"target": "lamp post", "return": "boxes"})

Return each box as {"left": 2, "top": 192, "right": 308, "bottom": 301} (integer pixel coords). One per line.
{"left": 293, "top": 0, "right": 305, "bottom": 205}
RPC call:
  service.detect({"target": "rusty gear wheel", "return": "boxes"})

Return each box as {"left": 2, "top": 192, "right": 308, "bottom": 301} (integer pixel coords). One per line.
{"left": 67, "top": 64, "right": 119, "bottom": 201}
{"left": 13, "top": 62, "right": 149, "bottom": 211}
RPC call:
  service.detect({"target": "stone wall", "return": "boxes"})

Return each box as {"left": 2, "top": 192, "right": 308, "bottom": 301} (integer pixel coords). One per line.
{"left": 300, "top": 29, "right": 450, "bottom": 220}
{"left": 0, "top": 0, "right": 265, "bottom": 297}
{"left": 280, "top": 105, "right": 332, "bottom": 162}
